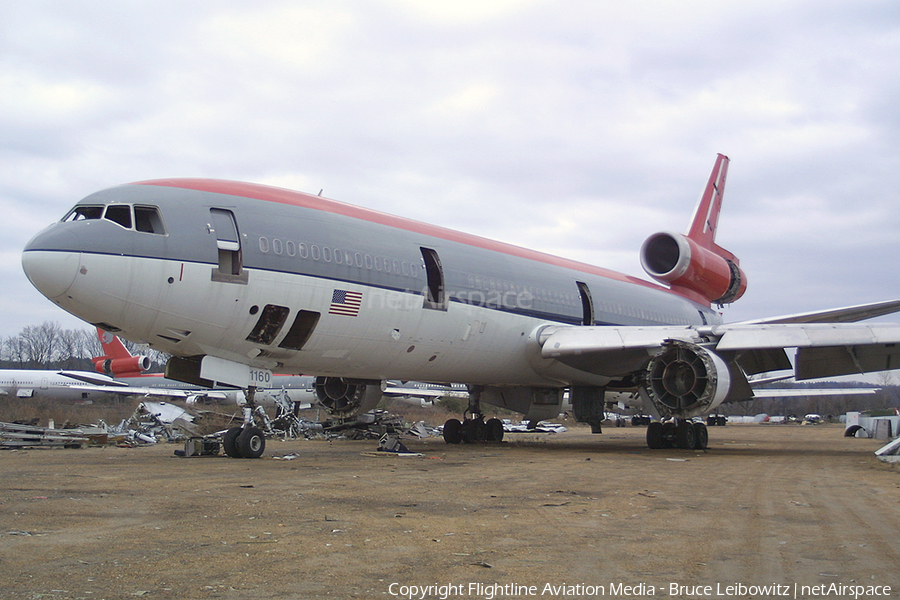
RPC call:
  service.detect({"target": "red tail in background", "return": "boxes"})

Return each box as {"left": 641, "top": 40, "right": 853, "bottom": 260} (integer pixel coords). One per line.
{"left": 93, "top": 328, "right": 152, "bottom": 377}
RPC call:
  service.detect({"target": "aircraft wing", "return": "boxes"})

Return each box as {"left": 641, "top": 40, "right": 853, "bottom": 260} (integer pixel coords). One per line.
{"left": 748, "top": 387, "right": 879, "bottom": 398}
{"left": 60, "top": 371, "right": 131, "bottom": 387}
{"left": 540, "top": 310, "right": 900, "bottom": 383}
{"left": 737, "top": 299, "right": 900, "bottom": 325}
{"left": 383, "top": 382, "right": 469, "bottom": 399}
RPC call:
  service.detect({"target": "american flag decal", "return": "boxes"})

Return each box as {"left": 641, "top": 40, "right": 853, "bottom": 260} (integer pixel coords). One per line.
{"left": 329, "top": 289, "right": 363, "bottom": 316}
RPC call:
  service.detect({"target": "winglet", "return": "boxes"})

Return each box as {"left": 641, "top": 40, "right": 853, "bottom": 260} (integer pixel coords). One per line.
{"left": 687, "top": 154, "right": 733, "bottom": 259}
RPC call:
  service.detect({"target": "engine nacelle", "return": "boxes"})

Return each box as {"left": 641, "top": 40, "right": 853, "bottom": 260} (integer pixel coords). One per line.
{"left": 640, "top": 231, "right": 746, "bottom": 305}
{"left": 640, "top": 341, "right": 731, "bottom": 419}
{"left": 93, "top": 355, "right": 152, "bottom": 377}
{"left": 314, "top": 376, "right": 384, "bottom": 418}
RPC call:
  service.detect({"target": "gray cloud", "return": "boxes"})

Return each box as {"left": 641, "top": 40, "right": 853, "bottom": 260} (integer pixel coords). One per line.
{"left": 3, "top": 0, "right": 899, "bottom": 337}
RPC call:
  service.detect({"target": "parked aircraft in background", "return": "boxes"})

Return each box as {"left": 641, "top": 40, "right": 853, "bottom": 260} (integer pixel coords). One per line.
{"left": 22, "top": 154, "right": 900, "bottom": 457}
{"left": 0, "top": 368, "right": 191, "bottom": 402}
{"left": 92, "top": 327, "right": 316, "bottom": 407}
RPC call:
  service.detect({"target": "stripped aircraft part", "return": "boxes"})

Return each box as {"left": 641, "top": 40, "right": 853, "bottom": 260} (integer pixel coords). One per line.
{"left": 314, "top": 376, "right": 384, "bottom": 418}
{"left": 641, "top": 340, "right": 731, "bottom": 419}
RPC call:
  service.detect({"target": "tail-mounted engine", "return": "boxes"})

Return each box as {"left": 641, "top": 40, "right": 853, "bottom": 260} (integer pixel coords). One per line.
{"left": 314, "top": 376, "right": 384, "bottom": 418}
{"left": 93, "top": 355, "right": 152, "bottom": 377}
{"left": 640, "top": 340, "right": 731, "bottom": 419}
{"left": 640, "top": 231, "right": 746, "bottom": 305}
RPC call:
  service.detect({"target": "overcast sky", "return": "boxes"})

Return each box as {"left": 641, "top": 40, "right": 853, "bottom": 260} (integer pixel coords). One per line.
{"left": 2, "top": 0, "right": 899, "bottom": 340}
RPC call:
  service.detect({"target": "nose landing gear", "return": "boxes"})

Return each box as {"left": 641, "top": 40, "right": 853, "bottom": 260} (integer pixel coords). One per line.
{"left": 222, "top": 386, "right": 268, "bottom": 459}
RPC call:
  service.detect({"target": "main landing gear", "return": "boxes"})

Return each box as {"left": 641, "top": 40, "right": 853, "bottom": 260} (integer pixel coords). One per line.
{"left": 442, "top": 386, "right": 504, "bottom": 444}
{"left": 222, "top": 386, "right": 268, "bottom": 459}
{"left": 646, "top": 419, "right": 708, "bottom": 450}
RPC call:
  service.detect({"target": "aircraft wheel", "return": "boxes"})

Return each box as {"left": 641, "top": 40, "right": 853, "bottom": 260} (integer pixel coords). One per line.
{"left": 694, "top": 422, "right": 709, "bottom": 450}
{"left": 485, "top": 418, "right": 504, "bottom": 442}
{"left": 675, "top": 422, "right": 697, "bottom": 450}
{"left": 223, "top": 426, "right": 243, "bottom": 458}
{"left": 237, "top": 427, "right": 266, "bottom": 459}
{"left": 462, "top": 418, "right": 485, "bottom": 443}
{"left": 646, "top": 422, "right": 665, "bottom": 449}
{"left": 442, "top": 419, "right": 463, "bottom": 444}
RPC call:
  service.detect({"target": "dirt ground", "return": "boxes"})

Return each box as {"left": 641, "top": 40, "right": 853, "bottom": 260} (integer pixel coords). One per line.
{"left": 1, "top": 423, "right": 898, "bottom": 600}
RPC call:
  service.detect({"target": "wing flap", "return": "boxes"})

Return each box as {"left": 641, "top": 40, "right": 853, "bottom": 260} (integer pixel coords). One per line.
{"left": 796, "top": 344, "right": 900, "bottom": 380}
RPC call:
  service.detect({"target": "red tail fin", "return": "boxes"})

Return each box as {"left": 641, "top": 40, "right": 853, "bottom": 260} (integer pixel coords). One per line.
{"left": 97, "top": 328, "right": 134, "bottom": 360}
{"left": 686, "top": 153, "right": 737, "bottom": 262}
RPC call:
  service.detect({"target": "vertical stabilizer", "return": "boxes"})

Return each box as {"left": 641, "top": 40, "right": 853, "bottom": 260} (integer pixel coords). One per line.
{"left": 687, "top": 153, "right": 733, "bottom": 258}
{"left": 97, "top": 328, "right": 133, "bottom": 360}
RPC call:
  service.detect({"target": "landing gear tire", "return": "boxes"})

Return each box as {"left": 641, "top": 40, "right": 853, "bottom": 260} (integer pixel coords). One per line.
{"left": 462, "top": 418, "right": 485, "bottom": 443}
{"left": 443, "top": 419, "right": 463, "bottom": 444}
{"left": 485, "top": 418, "right": 504, "bottom": 442}
{"left": 675, "top": 422, "right": 697, "bottom": 450}
{"left": 647, "top": 422, "right": 666, "bottom": 449}
{"left": 223, "top": 426, "right": 243, "bottom": 458}
{"left": 693, "top": 422, "right": 709, "bottom": 450}
{"left": 237, "top": 426, "right": 266, "bottom": 459}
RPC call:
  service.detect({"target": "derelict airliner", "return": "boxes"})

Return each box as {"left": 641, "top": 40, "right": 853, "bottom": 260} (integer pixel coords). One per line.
{"left": 21, "top": 154, "right": 900, "bottom": 457}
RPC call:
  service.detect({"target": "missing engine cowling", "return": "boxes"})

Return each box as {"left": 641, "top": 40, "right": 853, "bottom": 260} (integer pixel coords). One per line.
{"left": 314, "top": 376, "right": 384, "bottom": 418}
{"left": 640, "top": 340, "right": 731, "bottom": 419}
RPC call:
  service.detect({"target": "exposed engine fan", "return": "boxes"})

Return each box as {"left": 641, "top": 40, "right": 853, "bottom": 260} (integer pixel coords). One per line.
{"left": 314, "top": 376, "right": 384, "bottom": 418}
{"left": 640, "top": 340, "right": 731, "bottom": 419}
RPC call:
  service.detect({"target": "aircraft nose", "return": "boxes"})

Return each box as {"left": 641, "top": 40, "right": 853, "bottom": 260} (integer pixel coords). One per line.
{"left": 22, "top": 228, "right": 82, "bottom": 299}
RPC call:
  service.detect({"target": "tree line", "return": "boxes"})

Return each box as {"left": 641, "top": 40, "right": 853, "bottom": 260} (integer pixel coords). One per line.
{"left": 1, "top": 321, "right": 169, "bottom": 371}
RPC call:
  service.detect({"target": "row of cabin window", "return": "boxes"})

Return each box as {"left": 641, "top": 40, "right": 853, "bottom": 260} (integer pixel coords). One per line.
{"left": 256, "top": 237, "right": 693, "bottom": 325}
{"left": 258, "top": 237, "right": 421, "bottom": 277}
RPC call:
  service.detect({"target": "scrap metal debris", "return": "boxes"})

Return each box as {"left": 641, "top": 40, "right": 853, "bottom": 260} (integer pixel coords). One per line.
{"left": 2, "top": 397, "right": 438, "bottom": 453}
{"left": 874, "top": 436, "right": 900, "bottom": 463}
{"left": 0, "top": 421, "right": 104, "bottom": 448}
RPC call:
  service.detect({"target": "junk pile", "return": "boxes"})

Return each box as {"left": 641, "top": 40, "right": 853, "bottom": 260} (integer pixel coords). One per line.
{"left": 320, "top": 410, "right": 439, "bottom": 440}
{"left": 0, "top": 421, "right": 109, "bottom": 448}
{"left": 2, "top": 400, "right": 436, "bottom": 450}
{"left": 875, "top": 436, "right": 900, "bottom": 464}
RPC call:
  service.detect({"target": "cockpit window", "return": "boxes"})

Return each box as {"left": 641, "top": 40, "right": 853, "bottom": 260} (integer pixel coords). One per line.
{"left": 61, "top": 203, "right": 166, "bottom": 235}
{"left": 64, "top": 205, "right": 103, "bottom": 221}
{"left": 104, "top": 205, "right": 132, "bottom": 229}
{"left": 134, "top": 205, "right": 165, "bottom": 234}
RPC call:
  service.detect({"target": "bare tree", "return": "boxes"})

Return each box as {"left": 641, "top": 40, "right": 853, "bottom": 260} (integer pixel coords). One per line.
{"left": 2, "top": 335, "right": 27, "bottom": 366}
{"left": 20, "top": 321, "right": 62, "bottom": 367}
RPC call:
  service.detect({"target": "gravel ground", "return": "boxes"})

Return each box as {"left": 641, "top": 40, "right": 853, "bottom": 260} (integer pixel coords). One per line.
{"left": 1, "top": 423, "right": 898, "bottom": 600}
